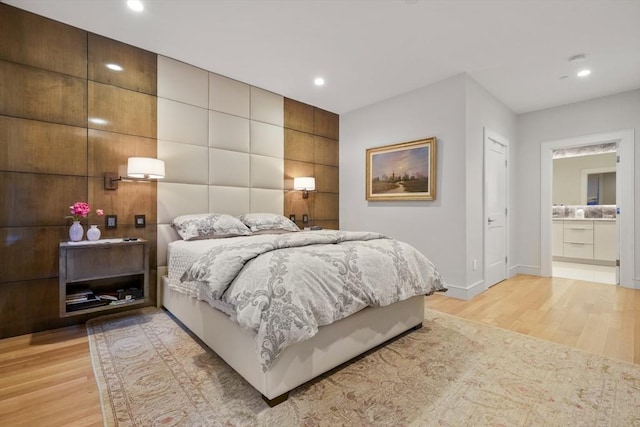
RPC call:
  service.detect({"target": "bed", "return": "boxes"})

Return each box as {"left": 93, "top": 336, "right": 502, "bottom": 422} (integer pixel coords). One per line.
{"left": 160, "top": 213, "right": 446, "bottom": 406}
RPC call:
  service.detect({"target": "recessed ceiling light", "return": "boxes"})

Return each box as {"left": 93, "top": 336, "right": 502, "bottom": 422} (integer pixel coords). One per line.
{"left": 127, "top": 0, "right": 144, "bottom": 12}
{"left": 577, "top": 69, "right": 591, "bottom": 77}
{"left": 314, "top": 77, "right": 325, "bottom": 86}
{"left": 106, "top": 63, "right": 123, "bottom": 71}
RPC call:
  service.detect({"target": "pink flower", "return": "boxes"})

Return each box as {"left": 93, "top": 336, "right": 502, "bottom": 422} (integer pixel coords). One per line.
{"left": 65, "top": 202, "right": 104, "bottom": 222}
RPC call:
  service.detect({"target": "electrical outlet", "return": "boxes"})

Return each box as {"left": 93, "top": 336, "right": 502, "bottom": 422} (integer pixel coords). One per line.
{"left": 302, "top": 214, "right": 309, "bottom": 223}
{"left": 473, "top": 259, "right": 477, "bottom": 271}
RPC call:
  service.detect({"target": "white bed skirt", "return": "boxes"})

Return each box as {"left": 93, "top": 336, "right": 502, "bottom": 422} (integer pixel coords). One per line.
{"left": 161, "top": 275, "right": 425, "bottom": 402}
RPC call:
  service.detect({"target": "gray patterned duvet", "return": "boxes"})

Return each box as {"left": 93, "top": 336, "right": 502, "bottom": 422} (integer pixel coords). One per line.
{"left": 171, "top": 230, "right": 446, "bottom": 370}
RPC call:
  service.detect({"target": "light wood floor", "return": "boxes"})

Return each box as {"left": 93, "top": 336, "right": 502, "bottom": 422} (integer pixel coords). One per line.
{"left": 0, "top": 274, "right": 638, "bottom": 426}
{"left": 427, "top": 274, "right": 640, "bottom": 365}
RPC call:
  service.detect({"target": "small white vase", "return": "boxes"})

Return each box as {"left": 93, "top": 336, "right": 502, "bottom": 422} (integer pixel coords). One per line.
{"left": 69, "top": 221, "right": 84, "bottom": 242}
{"left": 87, "top": 225, "right": 101, "bottom": 241}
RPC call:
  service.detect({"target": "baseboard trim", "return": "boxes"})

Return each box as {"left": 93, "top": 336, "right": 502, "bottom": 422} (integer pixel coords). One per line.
{"left": 443, "top": 280, "right": 485, "bottom": 301}
{"left": 515, "top": 265, "right": 542, "bottom": 277}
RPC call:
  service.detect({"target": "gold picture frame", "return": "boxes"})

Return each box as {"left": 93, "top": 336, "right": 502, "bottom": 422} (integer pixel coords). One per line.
{"left": 366, "top": 137, "right": 437, "bottom": 201}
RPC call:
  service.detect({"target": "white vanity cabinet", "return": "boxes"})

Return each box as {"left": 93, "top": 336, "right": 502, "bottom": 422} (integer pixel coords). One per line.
{"left": 594, "top": 221, "right": 617, "bottom": 261}
{"left": 563, "top": 220, "right": 594, "bottom": 259}
{"left": 552, "top": 220, "right": 564, "bottom": 257}
{"left": 553, "top": 219, "right": 616, "bottom": 263}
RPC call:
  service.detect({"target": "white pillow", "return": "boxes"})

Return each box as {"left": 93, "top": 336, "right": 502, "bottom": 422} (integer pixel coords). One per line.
{"left": 170, "top": 213, "right": 251, "bottom": 241}
{"left": 238, "top": 213, "right": 300, "bottom": 234}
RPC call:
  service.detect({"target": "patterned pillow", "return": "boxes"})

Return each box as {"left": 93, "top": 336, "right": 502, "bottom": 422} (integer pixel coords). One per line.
{"left": 170, "top": 213, "right": 252, "bottom": 241}
{"left": 238, "top": 213, "right": 299, "bottom": 234}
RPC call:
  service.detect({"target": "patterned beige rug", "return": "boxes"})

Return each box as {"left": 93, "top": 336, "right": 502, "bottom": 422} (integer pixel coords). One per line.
{"left": 87, "top": 307, "right": 640, "bottom": 426}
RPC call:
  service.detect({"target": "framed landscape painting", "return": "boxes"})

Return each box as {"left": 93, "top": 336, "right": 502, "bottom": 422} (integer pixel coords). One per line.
{"left": 366, "top": 137, "right": 437, "bottom": 201}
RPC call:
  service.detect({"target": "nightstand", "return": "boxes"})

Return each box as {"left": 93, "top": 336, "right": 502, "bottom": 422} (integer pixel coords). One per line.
{"left": 58, "top": 239, "right": 149, "bottom": 317}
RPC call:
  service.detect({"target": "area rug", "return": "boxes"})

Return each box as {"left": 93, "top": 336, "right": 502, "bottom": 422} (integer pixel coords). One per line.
{"left": 87, "top": 307, "right": 640, "bottom": 426}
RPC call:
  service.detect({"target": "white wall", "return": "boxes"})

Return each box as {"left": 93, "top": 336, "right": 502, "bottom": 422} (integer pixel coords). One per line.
{"left": 515, "top": 89, "right": 640, "bottom": 280}
{"left": 465, "top": 77, "right": 517, "bottom": 290}
{"left": 340, "top": 74, "right": 516, "bottom": 296}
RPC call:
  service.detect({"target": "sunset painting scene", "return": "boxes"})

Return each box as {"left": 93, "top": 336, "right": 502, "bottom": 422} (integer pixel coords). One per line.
{"left": 371, "top": 146, "right": 430, "bottom": 194}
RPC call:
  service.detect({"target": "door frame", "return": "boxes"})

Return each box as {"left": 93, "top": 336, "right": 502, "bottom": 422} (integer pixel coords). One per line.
{"left": 484, "top": 127, "right": 509, "bottom": 288}
{"left": 540, "top": 129, "right": 636, "bottom": 288}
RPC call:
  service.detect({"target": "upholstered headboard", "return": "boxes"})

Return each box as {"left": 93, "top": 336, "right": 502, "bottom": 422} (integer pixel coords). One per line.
{"left": 156, "top": 56, "right": 284, "bottom": 269}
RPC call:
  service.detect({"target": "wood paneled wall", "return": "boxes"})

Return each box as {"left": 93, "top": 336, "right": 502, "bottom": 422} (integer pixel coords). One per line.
{"left": 284, "top": 99, "right": 339, "bottom": 230}
{"left": 0, "top": 4, "right": 339, "bottom": 339}
{"left": 0, "top": 4, "right": 158, "bottom": 338}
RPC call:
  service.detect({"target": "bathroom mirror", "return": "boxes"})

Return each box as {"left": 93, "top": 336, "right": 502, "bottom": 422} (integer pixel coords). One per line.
{"left": 585, "top": 171, "right": 616, "bottom": 205}
{"left": 552, "top": 152, "right": 616, "bottom": 205}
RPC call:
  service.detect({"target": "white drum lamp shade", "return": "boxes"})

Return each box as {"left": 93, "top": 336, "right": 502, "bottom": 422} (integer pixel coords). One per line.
{"left": 127, "top": 157, "right": 165, "bottom": 179}
{"left": 293, "top": 177, "right": 315, "bottom": 199}
{"left": 293, "top": 177, "right": 315, "bottom": 191}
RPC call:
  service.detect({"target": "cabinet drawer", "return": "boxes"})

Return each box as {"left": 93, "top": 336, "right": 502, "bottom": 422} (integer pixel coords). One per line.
{"left": 563, "top": 242, "right": 594, "bottom": 259}
{"left": 65, "top": 244, "right": 145, "bottom": 281}
{"left": 563, "top": 220, "right": 593, "bottom": 229}
{"left": 563, "top": 227, "right": 593, "bottom": 244}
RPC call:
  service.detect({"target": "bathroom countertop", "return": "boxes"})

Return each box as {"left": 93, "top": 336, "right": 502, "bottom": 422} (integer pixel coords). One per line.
{"left": 552, "top": 217, "right": 616, "bottom": 221}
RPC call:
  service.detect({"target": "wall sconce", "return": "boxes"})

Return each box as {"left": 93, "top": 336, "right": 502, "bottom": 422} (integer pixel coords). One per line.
{"left": 104, "top": 157, "right": 165, "bottom": 190}
{"left": 293, "top": 176, "right": 316, "bottom": 199}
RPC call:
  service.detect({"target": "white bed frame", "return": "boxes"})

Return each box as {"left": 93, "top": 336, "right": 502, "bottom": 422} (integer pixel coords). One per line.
{"left": 161, "top": 275, "right": 424, "bottom": 406}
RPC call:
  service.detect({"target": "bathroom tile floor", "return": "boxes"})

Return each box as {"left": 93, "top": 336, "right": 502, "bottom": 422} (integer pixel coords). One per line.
{"left": 552, "top": 261, "right": 617, "bottom": 285}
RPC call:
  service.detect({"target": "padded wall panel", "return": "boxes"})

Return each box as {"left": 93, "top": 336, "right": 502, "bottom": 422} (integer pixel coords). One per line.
{"left": 0, "top": 60, "right": 87, "bottom": 127}
{"left": 209, "top": 186, "right": 250, "bottom": 216}
{"left": 158, "top": 182, "right": 208, "bottom": 223}
{"left": 158, "top": 98, "right": 208, "bottom": 146}
{"left": 250, "top": 189, "right": 284, "bottom": 215}
{"left": 158, "top": 140, "right": 208, "bottom": 185}
{"left": 209, "top": 111, "right": 250, "bottom": 152}
{"left": 0, "top": 116, "right": 87, "bottom": 176}
{"left": 88, "top": 34, "right": 157, "bottom": 95}
{"left": 209, "top": 149, "right": 250, "bottom": 187}
{"left": 157, "top": 224, "right": 181, "bottom": 266}
{"left": 209, "top": 73, "right": 250, "bottom": 118}
{"left": 157, "top": 56, "right": 208, "bottom": 108}
{"left": 250, "top": 121, "right": 284, "bottom": 158}
{"left": 0, "top": 4, "right": 87, "bottom": 78}
{"left": 250, "top": 86, "right": 284, "bottom": 126}
{"left": 250, "top": 155, "right": 284, "bottom": 190}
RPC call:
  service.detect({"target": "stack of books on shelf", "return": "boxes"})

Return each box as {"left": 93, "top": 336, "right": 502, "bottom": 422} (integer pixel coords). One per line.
{"left": 65, "top": 288, "right": 108, "bottom": 312}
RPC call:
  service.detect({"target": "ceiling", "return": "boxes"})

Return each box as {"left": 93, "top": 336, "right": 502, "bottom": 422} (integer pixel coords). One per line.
{"left": 6, "top": 0, "right": 640, "bottom": 115}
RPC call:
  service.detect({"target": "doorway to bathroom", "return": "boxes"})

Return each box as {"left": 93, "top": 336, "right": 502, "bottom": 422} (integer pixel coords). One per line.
{"left": 540, "top": 129, "right": 635, "bottom": 289}
{"left": 551, "top": 143, "right": 618, "bottom": 284}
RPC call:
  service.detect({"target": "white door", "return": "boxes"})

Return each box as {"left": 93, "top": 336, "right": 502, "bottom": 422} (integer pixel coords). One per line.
{"left": 484, "top": 129, "right": 508, "bottom": 287}
{"left": 614, "top": 144, "right": 621, "bottom": 284}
